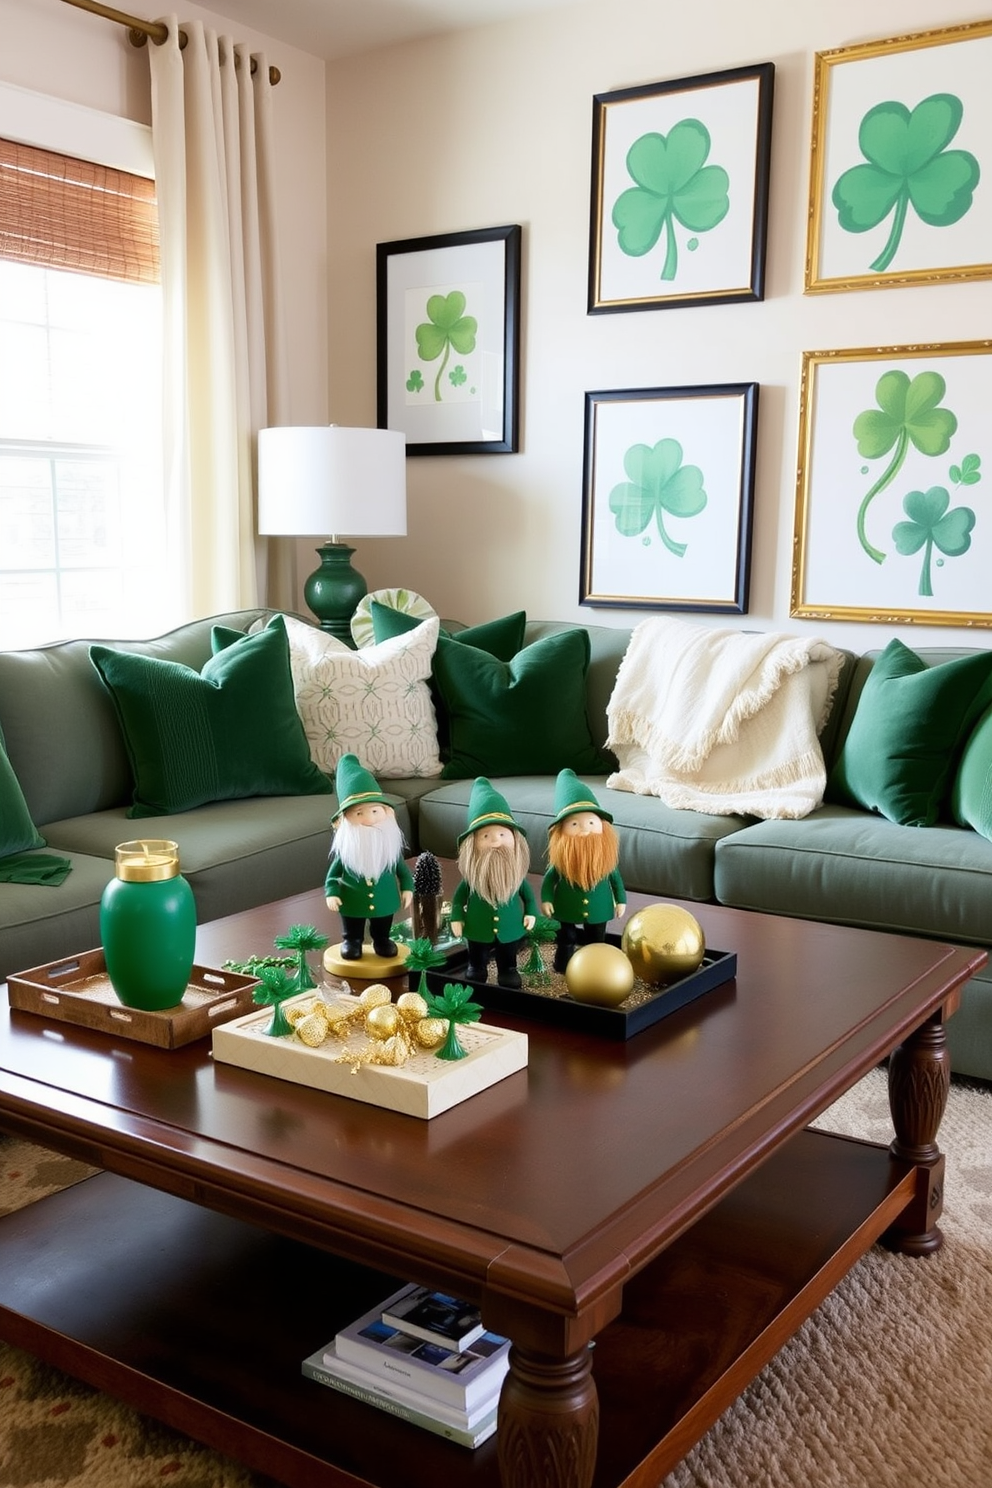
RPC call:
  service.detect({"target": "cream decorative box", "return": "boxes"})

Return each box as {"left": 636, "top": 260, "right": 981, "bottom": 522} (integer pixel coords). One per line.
{"left": 211, "top": 992, "right": 528, "bottom": 1119}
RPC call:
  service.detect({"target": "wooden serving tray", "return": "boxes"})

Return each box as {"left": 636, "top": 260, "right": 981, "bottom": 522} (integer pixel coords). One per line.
{"left": 7, "top": 948, "right": 261, "bottom": 1049}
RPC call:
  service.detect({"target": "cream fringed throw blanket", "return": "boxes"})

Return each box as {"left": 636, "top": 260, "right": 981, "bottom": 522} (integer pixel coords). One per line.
{"left": 606, "top": 618, "right": 844, "bottom": 819}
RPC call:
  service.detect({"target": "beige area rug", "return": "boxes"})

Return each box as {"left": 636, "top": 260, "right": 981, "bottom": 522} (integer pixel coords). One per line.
{"left": 1, "top": 1070, "right": 990, "bottom": 1488}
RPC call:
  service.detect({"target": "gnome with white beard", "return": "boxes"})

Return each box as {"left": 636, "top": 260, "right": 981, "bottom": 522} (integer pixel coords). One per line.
{"left": 325, "top": 754, "right": 414, "bottom": 961}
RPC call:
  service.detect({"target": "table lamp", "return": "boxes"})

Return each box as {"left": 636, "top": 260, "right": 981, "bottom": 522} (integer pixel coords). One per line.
{"left": 257, "top": 425, "right": 407, "bottom": 645}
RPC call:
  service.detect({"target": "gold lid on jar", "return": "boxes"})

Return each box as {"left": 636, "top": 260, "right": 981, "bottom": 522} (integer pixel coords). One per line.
{"left": 114, "top": 840, "right": 181, "bottom": 883}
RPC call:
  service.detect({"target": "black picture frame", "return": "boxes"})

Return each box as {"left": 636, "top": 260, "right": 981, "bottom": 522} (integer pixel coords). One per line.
{"left": 376, "top": 224, "right": 521, "bottom": 456}
{"left": 589, "top": 63, "right": 774, "bottom": 314}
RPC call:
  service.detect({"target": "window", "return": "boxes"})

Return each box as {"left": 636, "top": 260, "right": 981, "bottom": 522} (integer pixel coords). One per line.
{"left": 0, "top": 111, "right": 168, "bottom": 648}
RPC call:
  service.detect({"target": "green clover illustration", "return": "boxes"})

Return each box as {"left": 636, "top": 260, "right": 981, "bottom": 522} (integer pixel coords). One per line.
{"left": 449, "top": 364, "right": 467, "bottom": 388}
{"left": 892, "top": 486, "right": 976, "bottom": 597}
{"left": 832, "top": 94, "right": 980, "bottom": 274}
{"left": 852, "top": 370, "right": 957, "bottom": 564}
{"left": 950, "top": 452, "right": 981, "bottom": 486}
{"left": 609, "top": 439, "right": 707, "bottom": 557}
{"left": 406, "top": 369, "right": 424, "bottom": 393}
{"left": 415, "top": 291, "right": 477, "bottom": 403}
{"left": 612, "top": 121, "right": 730, "bottom": 281}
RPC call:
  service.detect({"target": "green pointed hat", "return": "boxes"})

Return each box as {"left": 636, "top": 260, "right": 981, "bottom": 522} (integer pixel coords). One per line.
{"left": 333, "top": 753, "right": 390, "bottom": 818}
{"left": 457, "top": 777, "right": 527, "bottom": 846}
{"left": 551, "top": 768, "right": 613, "bottom": 825}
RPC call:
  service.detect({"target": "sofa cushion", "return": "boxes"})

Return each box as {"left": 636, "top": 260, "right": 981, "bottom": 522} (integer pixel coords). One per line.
{"left": 0, "top": 725, "right": 46, "bottom": 856}
{"left": 0, "top": 850, "right": 116, "bottom": 983}
{"left": 826, "top": 639, "right": 992, "bottom": 827}
{"left": 370, "top": 600, "right": 527, "bottom": 661}
{"left": 274, "top": 613, "right": 442, "bottom": 779}
{"left": 417, "top": 775, "right": 748, "bottom": 902}
{"left": 90, "top": 616, "right": 331, "bottom": 818}
{"left": 951, "top": 703, "right": 992, "bottom": 843}
{"left": 431, "top": 628, "right": 610, "bottom": 780}
{"left": 714, "top": 804, "right": 992, "bottom": 947}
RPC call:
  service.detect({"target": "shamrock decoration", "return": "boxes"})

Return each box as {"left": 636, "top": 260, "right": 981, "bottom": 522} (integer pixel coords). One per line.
{"left": 273, "top": 923, "right": 329, "bottom": 992}
{"left": 892, "top": 486, "right": 976, "bottom": 597}
{"left": 415, "top": 291, "right": 477, "bottom": 403}
{"left": 449, "top": 365, "right": 467, "bottom": 388}
{"left": 832, "top": 94, "right": 980, "bottom": 275}
{"left": 404, "top": 936, "right": 447, "bottom": 998}
{"left": 950, "top": 452, "right": 981, "bottom": 487}
{"left": 406, "top": 369, "right": 424, "bottom": 393}
{"left": 609, "top": 438, "right": 707, "bottom": 556}
{"left": 612, "top": 121, "right": 730, "bottom": 282}
{"left": 424, "top": 982, "right": 483, "bottom": 1062}
{"left": 253, "top": 965, "right": 299, "bottom": 1038}
{"left": 521, "top": 915, "right": 559, "bottom": 985}
{"left": 852, "top": 370, "right": 957, "bottom": 564}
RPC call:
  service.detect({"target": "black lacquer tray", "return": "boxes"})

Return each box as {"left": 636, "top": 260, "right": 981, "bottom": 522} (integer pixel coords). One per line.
{"left": 415, "top": 935, "right": 737, "bottom": 1041}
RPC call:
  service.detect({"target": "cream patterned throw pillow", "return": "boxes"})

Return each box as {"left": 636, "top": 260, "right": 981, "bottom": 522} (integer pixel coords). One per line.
{"left": 280, "top": 614, "right": 443, "bottom": 779}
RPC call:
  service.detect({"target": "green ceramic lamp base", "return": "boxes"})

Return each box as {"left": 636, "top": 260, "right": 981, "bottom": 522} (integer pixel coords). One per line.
{"left": 303, "top": 542, "right": 366, "bottom": 646}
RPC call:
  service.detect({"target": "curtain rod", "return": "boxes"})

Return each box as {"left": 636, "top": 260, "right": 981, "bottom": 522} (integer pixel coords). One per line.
{"left": 59, "top": 0, "right": 282, "bottom": 85}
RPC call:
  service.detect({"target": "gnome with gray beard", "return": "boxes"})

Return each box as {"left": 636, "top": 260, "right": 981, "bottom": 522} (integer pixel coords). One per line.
{"left": 325, "top": 754, "right": 414, "bottom": 961}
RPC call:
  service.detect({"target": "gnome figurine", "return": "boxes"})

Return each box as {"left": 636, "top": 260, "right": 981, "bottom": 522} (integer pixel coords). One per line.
{"left": 325, "top": 754, "right": 414, "bottom": 961}
{"left": 450, "top": 778, "right": 538, "bottom": 989}
{"left": 541, "top": 769, "right": 626, "bottom": 974}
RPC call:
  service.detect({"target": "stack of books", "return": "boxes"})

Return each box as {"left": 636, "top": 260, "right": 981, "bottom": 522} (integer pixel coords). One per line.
{"left": 302, "top": 1282, "right": 511, "bottom": 1448}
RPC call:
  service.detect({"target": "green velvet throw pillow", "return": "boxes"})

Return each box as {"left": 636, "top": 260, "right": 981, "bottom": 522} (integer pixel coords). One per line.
{"left": 370, "top": 599, "right": 526, "bottom": 661}
{"left": 951, "top": 703, "right": 992, "bottom": 842}
{"left": 431, "top": 627, "right": 609, "bottom": 779}
{"left": 91, "top": 616, "right": 332, "bottom": 818}
{"left": 827, "top": 639, "right": 992, "bottom": 827}
{"left": 0, "top": 723, "right": 46, "bottom": 855}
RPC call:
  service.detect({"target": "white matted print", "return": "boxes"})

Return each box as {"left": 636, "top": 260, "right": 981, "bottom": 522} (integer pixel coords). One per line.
{"left": 377, "top": 226, "right": 520, "bottom": 455}
{"left": 589, "top": 64, "right": 774, "bottom": 313}
{"left": 580, "top": 384, "right": 758, "bottom": 614}
{"left": 806, "top": 19, "right": 992, "bottom": 292}
{"left": 792, "top": 342, "right": 992, "bottom": 626}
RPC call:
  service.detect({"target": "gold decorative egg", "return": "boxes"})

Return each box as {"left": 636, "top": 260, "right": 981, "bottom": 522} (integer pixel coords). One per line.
{"left": 564, "top": 943, "right": 635, "bottom": 1007}
{"left": 621, "top": 904, "right": 705, "bottom": 986}
{"left": 396, "top": 991, "right": 429, "bottom": 1022}
{"left": 365, "top": 1003, "right": 401, "bottom": 1040}
{"left": 414, "top": 1017, "right": 448, "bottom": 1049}
{"left": 358, "top": 983, "right": 392, "bottom": 1010}
{"left": 295, "top": 1011, "right": 329, "bottom": 1047}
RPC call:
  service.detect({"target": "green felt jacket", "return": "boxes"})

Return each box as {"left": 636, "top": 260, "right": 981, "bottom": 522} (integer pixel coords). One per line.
{"left": 451, "top": 879, "right": 539, "bottom": 944}
{"left": 324, "top": 858, "right": 414, "bottom": 918}
{"left": 540, "top": 867, "right": 626, "bottom": 925}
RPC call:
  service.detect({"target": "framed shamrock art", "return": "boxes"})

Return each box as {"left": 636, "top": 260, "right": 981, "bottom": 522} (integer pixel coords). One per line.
{"left": 376, "top": 224, "right": 521, "bottom": 455}
{"left": 588, "top": 63, "right": 774, "bottom": 313}
{"left": 805, "top": 19, "right": 992, "bottom": 293}
{"left": 791, "top": 341, "right": 992, "bottom": 627}
{"left": 579, "top": 383, "right": 758, "bottom": 613}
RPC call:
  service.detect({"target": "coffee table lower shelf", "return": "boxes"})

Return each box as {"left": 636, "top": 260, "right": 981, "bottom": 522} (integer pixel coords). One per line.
{"left": 0, "top": 1130, "right": 916, "bottom": 1488}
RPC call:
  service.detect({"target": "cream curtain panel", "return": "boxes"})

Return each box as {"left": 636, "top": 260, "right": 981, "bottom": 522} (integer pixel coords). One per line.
{"left": 148, "top": 16, "right": 295, "bottom": 616}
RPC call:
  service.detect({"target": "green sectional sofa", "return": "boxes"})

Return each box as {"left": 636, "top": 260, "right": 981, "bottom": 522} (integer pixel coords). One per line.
{"left": 1, "top": 611, "right": 989, "bottom": 1081}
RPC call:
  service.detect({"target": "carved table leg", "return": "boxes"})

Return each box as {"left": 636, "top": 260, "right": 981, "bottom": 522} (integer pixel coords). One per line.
{"left": 497, "top": 1343, "right": 599, "bottom": 1488}
{"left": 885, "top": 1012, "right": 950, "bottom": 1256}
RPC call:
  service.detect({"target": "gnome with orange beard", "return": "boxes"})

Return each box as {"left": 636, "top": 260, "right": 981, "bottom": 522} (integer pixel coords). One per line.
{"left": 541, "top": 770, "right": 626, "bottom": 974}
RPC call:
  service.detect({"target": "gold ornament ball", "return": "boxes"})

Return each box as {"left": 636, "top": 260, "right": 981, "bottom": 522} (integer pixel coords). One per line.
{"left": 564, "top": 942, "right": 635, "bottom": 1007}
{"left": 621, "top": 904, "right": 705, "bottom": 986}
{"left": 365, "top": 1003, "right": 401, "bottom": 1040}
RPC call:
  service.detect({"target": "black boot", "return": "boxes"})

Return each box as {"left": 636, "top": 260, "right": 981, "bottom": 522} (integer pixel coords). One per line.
{"left": 373, "top": 938, "right": 398, "bottom": 958}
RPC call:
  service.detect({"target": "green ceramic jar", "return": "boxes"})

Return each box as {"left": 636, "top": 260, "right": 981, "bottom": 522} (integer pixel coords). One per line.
{"left": 100, "top": 839, "right": 196, "bottom": 1010}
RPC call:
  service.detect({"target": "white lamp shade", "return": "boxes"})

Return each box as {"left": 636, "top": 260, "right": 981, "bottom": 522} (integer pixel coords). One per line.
{"left": 257, "top": 426, "right": 407, "bottom": 538}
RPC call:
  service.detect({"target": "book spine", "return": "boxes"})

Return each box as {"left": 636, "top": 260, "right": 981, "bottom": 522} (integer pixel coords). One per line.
{"left": 379, "top": 1314, "right": 483, "bottom": 1351}
{"left": 301, "top": 1359, "right": 494, "bottom": 1448}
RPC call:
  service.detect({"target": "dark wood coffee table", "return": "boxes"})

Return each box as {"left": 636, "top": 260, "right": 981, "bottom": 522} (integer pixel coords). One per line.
{"left": 0, "top": 872, "right": 984, "bottom": 1488}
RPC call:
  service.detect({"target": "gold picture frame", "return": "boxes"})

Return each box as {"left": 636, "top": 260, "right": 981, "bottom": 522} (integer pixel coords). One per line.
{"left": 791, "top": 340, "right": 992, "bottom": 628}
{"left": 805, "top": 19, "right": 992, "bottom": 293}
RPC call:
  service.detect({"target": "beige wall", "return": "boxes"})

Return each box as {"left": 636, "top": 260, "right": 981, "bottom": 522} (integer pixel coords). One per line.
{"left": 0, "top": 0, "right": 328, "bottom": 432}
{"left": 326, "top": 0, "right": 991, "bottom": 650}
